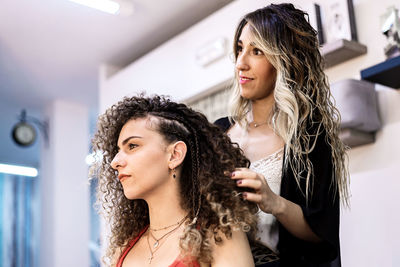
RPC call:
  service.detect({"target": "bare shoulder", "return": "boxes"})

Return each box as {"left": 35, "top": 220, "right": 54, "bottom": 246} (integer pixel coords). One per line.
{"left": 227, "top": 123, "right": 243, "bottom": 144}
{"left": 210, "top": 228, "right": 254, "bottom": 267}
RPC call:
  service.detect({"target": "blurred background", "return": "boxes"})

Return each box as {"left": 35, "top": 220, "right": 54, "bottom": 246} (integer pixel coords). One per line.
{"left": 0, "top": 0, "right": 399, "bottom": 266}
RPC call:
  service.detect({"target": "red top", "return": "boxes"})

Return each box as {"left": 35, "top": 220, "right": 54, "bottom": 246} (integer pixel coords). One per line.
{"left": 116, "top": 226, "right": 200, "bottom": 267}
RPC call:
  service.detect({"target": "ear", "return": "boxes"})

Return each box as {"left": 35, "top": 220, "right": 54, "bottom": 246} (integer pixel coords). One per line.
{"left": 168, "top": 141, "right": 187, "bottom": 169}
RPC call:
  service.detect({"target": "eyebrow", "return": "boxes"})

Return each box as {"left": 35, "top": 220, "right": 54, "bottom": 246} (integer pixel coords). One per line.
{"left": 236, "top": 40, "right": 256, "bottom": 46}
{"left": 119, "top": 136, "right": 143, "bottom": 148}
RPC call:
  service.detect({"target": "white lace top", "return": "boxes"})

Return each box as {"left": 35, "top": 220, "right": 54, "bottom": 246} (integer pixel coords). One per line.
{"left": 250, "top": 147, "right": 284, "bottom": 253}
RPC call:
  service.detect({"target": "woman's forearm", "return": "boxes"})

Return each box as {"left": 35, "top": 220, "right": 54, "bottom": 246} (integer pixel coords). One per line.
{"left": 273, "top": 196, "right": 321, "bottom": 242}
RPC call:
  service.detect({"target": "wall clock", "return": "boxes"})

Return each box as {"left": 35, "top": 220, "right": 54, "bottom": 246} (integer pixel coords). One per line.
{"left": 12, "top": 122, "right": 37, "bottom": 147}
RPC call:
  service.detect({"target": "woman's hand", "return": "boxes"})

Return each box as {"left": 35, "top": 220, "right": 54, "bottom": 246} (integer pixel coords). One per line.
{"left": 232, "top": 168, "right": 322, "bottom": 242}
{"left": 231, "top": 168, "right": 283, "bottom": 215}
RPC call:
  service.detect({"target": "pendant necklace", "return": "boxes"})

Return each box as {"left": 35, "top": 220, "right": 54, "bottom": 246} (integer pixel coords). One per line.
{"left": 149, "top": 214, "right": 188, "bottom": 249}
{"left": 146, "top": 233, "right": 154, "bottom": 264}
{"left": 248, "top": 121, "right": 269, "bottom": 128}
{"left": 246, "top": 111, "right": 270, "bottom": 128}
{"left": 146, "top": 214, "right": 188, "bottom": 264}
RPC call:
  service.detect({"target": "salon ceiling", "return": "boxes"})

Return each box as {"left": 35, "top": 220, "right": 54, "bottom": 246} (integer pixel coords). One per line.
{"left": 0, "top": 0, "right": 233, "bottom": 112}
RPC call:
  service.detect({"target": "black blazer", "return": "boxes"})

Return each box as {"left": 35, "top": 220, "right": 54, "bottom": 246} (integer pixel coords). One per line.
{"left": 214, "top": 117, "right": 340, "bottom": 267}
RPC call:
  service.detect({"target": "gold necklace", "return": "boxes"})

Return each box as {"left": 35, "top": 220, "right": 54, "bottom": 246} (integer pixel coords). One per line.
{"left": 146, "top": 232, "right": 155, "bottom": 264}
{"left": 149, "top": 214, "right": 188, "bottom": 232}
{"left": 149, "top": 215, "right": 188, "bottom": 248}
{"left": 146, "top": 215, "right": 187, "bottom": 264}
{"left": 248, "top": 121, "right": 269, "bottom": 128}
{"left": 149, "top": 223, "right": 181, "bottom": 249}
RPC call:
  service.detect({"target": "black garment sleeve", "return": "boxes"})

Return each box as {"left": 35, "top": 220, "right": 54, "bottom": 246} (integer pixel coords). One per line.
{"left": 214, "top": 117, "right": 232, "bottom": 132}
{"left": 279, "top": 128, "right": 340, "bottom": 266}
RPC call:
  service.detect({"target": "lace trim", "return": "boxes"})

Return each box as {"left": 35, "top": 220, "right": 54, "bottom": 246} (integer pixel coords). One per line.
{"left": 250, "top": 148, "right": 283, "bottom": 187}
{"left": 249, "top": 147, "right": 284, "bottom": 253}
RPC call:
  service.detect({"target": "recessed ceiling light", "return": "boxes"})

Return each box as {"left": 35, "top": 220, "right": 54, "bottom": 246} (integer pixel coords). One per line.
{"left": 69, "top": 0, "right": 122, "bottom": 15}
{"left": 0, "top": 163, "right": 38, "bottom": 177}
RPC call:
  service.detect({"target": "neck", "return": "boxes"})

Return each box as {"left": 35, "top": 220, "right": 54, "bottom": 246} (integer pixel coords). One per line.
{"left": 145, "top": 184, "right": 187, "bottom": 230}
{"left": 251, "top": 96, "right": 275, "bottom": 124}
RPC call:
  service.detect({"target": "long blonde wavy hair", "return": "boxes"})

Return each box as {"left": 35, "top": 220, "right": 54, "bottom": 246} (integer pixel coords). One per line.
{"left": 91, "top": 95, "right": 257, "bottom": 265}
{"left": 230, "top": 3, "right": 349, "bottom": 206}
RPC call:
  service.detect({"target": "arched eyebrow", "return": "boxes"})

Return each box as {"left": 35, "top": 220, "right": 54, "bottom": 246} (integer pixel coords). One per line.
{"left": 117, "top": 136, "right": 143, "bottom": 150}
{"left": 236, "top": 40, "right": 257, "bottom": 47}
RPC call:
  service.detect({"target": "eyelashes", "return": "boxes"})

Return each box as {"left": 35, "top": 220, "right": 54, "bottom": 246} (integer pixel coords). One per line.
{"left": 253, "top": 48, "right": 264, "bottom": 55}
{"left": 236, "top": 45, "right": 263, "bottom": 56}
{"left": 128, "top": 143, "right": 138, "bottom": 150}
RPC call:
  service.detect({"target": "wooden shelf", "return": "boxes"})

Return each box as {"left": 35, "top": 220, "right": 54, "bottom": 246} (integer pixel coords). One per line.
{"left": 321, "top": 39, "right": 367, "bottom": 68}
{"left": 360, "top": 55, "right": 400, "bottom": 88}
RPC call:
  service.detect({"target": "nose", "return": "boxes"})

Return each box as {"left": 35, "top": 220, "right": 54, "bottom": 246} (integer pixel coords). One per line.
{"left": 111, "top": 152, "right": 126, "bottom": 170}
{"left": 235, "top": 52, "right": 249, "bottom": 72}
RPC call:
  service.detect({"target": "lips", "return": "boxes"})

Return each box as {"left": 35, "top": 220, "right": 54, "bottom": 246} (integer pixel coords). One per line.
{"left": 118, "top": 174, "right": 131, "bottom": 182}
{"left": 239, "top": 75, "right": 254, "bottom": 84}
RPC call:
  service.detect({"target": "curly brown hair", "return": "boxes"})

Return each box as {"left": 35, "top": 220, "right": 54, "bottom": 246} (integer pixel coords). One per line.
{"left": 91, "top": 95, "right": 258, "bottom": 265}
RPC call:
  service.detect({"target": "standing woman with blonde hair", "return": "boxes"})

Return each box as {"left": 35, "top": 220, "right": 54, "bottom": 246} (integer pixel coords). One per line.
{"left": 215, "top": 3, "right": 350, "bottom": 267}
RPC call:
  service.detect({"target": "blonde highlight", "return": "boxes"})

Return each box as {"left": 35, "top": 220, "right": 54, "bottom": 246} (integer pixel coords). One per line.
{"left": 230, "top": 4, "right": 349, "bottom": 206}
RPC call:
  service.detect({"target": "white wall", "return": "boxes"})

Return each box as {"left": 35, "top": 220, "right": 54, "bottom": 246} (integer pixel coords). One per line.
{"left": 100, "top": 0, "right": 276, "bottom": 112}
{"left": 321, "top": 1, "right": 400, "bottom": 266}
{"left": 40, "top": 100, "right": 89, "bottom": 267}
{"left": 341, "top": 85, "right": 400, "bottom": 266}
{"left": 99, "top": 0, "right": 400, "bottom": 266}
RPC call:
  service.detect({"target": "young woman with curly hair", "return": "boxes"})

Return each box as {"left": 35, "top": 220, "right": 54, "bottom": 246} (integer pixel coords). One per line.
{"left": 215, "top": 3, "right": 350, "bottom": 267}
{"left": 91, "top": 95, "right": 258, "bottom": 267}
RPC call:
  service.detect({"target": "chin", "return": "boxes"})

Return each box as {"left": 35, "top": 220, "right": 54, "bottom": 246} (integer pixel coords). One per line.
{"left": 240, "top": 91, "right": 252, "bottom": 100}
{"left": 240, "top": 87, "right": 257, "bottom": 99}
{"left": 240, "top": 93, "right": 256, "bottom": 101}
{"left": 123, "top": 193, "right": 136, "bottom": 200}
{"left": 241, "top": 90, "right": 273, "bottom": 102}
{"left": 123, "top": 189, "right": 142, "bottom": 200}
